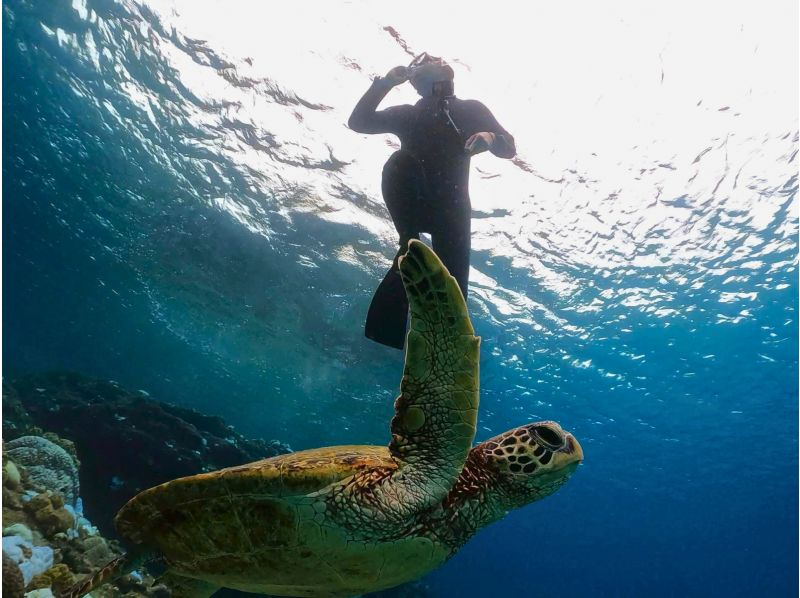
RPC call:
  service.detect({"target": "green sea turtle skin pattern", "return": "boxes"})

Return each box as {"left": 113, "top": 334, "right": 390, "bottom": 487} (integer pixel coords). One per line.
{"left": 112, "top": 447, "right": 453, "bottom": 597}
{"left": 63, "top": 240, "right": 582, "bottom": 598}
{"left": 103, "top": 241, "right": 480, "bottom": 596}
{"left": 325, "top": 240, "right": 480, "bottom": 535}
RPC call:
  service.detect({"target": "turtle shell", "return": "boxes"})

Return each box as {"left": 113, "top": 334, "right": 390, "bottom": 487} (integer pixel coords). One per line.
{"left": 116, "top": 444, "right": 395, "bottom": 545}
{"left": 113, "top": 445, "right": 444, "bottom": 596}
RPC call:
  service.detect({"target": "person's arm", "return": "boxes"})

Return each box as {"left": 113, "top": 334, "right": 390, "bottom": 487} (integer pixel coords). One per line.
{"left": 348, "top": 67, "right": 409, "bottom": 134}
{"left": 462, "top": 100, "right": 516, "bottom": 159}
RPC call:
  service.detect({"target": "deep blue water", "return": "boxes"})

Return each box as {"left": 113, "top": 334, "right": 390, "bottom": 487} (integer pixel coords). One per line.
{"left": 3, "top": 1, "right": 798, "bottom": 596}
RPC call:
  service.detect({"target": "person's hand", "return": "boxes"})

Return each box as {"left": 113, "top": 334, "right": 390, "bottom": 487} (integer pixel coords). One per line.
{"left": 381, "top": 65, "right": 409, "bottom": 87}
{"left": 465, "top": 132, "right": 496, "bottom": 155}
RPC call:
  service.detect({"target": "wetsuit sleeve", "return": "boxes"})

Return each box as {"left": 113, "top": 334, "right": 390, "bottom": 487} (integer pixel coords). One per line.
{"left": 464, "top": 100, "right": 516, "bottom": 159}
{"left": 348, "top": 78, "right": 408, "bottom": 135}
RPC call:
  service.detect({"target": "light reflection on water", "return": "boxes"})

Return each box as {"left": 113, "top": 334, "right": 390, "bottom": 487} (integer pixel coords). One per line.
{"left": 3, "top": 1, "right": 797, "bottom": 596}
{"left": 6, "top": 0, "right": 797, "bottom": 450}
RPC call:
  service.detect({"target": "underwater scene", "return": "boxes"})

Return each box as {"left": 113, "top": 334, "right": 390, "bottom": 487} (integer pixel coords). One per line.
{"left": 2, "top": 1, "right": 798, "bottom": 597}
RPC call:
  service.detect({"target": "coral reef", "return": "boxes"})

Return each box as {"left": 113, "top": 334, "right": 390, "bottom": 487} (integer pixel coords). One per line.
{"left": 2, "top": 534, "right": 54, "bottom": 585}
{"left": 3, "top": 523, "right": 34, "bottom": 543}
{"left": 2, "top": 441, "right": 161, "bottom": 597}
{"left": 5, "top": 460, "right": 22, "bottom": 487}
{"left": 3, "top": 551, "right": 26, "bottom": 598}
{"left": 28, "top": 562, "right": 77, "bottom": 593}
{"left": 4, "top": 371, "right": 290, "bottom": 536}
{"left": 6, "top": 436, "right": 80, "bottom": 506}
{"left": 24, "top": 491, "right": 75, "bottom": 537}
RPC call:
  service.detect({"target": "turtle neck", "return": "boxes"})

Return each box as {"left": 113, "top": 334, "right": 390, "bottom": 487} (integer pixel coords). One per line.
{"left": 428, "top": 448, "right": 518, "bottom": 552}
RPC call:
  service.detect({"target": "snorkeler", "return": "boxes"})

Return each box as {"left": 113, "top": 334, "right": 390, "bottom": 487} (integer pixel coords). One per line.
{"left": 349, "top": 53, "right": 516, "bottom": 349}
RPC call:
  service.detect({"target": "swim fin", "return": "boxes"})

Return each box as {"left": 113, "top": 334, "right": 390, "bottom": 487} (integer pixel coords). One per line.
{"left": 365, "top": 267, "right": 409, "bottom": 350}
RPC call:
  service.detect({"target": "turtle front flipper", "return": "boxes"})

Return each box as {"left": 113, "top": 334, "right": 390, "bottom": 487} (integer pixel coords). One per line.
{"left": 389, "top": 239, "right": 480, "bottom": 504}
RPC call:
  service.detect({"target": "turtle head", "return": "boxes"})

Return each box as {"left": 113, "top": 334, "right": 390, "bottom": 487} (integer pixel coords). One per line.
{"left": 479, "top": 421, "right": 583, "bottom": 507}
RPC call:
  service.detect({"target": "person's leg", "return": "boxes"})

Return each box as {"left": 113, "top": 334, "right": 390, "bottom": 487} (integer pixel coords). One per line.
{"left": 381, "top": 150, "right": 426, "bottom": 238}
{"left": 431, "top": 209, "right": 471, "bottom": 300}
{"left": 365, "top": 151, "right": 425, "bottom": 349}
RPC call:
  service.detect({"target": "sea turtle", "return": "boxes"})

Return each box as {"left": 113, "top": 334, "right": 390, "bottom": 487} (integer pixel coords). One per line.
{"left": 64, "top": 240, "right": 583, "bottom": 598}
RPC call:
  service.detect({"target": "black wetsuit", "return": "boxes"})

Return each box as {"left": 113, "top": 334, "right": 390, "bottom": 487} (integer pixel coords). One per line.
{"left": 349, "top": 78, "right": 516, "bottom": 349}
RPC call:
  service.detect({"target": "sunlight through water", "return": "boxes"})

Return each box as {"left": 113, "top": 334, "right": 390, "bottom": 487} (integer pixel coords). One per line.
{"left": 3, "top": 0, "right": 797, "bottom": 596}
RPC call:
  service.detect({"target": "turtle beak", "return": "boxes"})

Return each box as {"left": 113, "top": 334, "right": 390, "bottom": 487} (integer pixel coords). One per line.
{"left": 566, "top": 434, "right": 583, "bottom": 459}
{"left": 555, "top": 433, "right": 584, "bottom": 468}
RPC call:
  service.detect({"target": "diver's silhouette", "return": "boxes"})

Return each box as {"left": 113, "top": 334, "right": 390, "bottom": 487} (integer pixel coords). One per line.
{"left": 349, "top": 53, "right": 516, "bottom": 349}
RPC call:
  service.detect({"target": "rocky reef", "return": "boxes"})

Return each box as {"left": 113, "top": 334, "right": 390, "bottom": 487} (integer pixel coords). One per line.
{"left": 2, "top": 371, "right": 291, "bottom": 597}
{"left": 2, "top": 432, "right": 163, "bottom": 598}
{"left": 3, "top": 371, "right": 290, "bottom": 536}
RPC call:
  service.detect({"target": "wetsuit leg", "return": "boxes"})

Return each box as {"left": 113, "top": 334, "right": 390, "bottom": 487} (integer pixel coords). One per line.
{"left": 431, "top": 205, "right": 471, "bottom": 300}
{"left": 365, "top": 151, "right": 426, "bottom": 349}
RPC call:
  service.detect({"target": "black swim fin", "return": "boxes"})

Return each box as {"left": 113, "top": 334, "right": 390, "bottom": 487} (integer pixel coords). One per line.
{"left": 365, "top": 267, "right": 409, "bottom": 350}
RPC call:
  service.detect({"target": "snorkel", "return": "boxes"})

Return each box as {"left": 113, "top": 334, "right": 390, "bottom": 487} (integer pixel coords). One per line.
{"left": 407, "top": 52, "right": 455, "bottom": 98}
{"left": 407, "top": 53, "right": 461, "bottom": 136}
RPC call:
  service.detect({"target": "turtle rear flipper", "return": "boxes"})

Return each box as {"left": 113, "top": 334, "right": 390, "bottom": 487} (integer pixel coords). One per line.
{"left": 156, "top": 571, "right": 219, "bottom": 598}
{"left": 389, "top": 239, "right": 480, "bottom": 504}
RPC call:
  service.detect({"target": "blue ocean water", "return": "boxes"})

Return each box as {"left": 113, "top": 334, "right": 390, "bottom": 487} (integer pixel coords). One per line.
{"left": 3, "top": 1, "right": 798, "bottom": 596}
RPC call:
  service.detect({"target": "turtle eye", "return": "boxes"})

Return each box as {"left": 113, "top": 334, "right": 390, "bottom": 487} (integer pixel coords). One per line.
{"left": 532, "top": 425, "right": 564, "bottom": 450}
